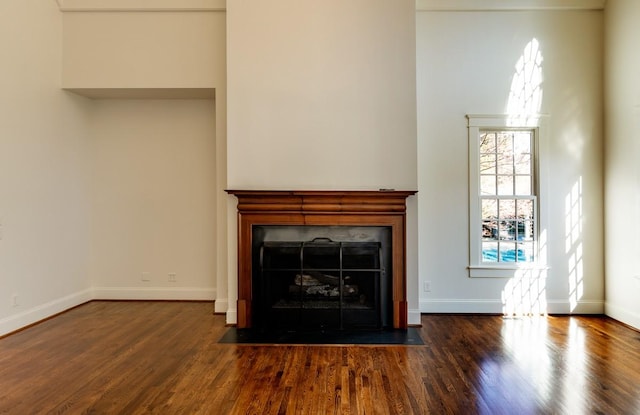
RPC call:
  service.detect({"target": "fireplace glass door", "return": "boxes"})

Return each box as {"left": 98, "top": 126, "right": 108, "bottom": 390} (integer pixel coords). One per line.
{"left": 258, "top": 239, "right": 383, "bottom": 330}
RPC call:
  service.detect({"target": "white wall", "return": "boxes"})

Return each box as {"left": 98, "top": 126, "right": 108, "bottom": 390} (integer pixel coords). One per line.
{"left": 604, "top": 0, "right": 640, "bottom": 330}
{"left": 62, "top": 10, "right": 226, "bottom": 91}
{"left": 417, "top": 9, "right": 604, "bottom": 314}
{"left": 89, "top": 99, "right": 218, "bottom": 300}
{"left": 60, "top": 4, "right": 228, "bottom": 307}
{"left": 0, "top": 0, "right": 93, "bottom": 336}
{"left": 226, "top": 0, "right": 417, "bottom": 190}
{"left": 225, "top": 0, "right": 419, "bottom": 324}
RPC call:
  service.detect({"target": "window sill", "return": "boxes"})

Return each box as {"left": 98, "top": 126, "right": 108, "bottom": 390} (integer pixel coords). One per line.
{"left": 468, "top": 264, "right": 549, "bottom": 278}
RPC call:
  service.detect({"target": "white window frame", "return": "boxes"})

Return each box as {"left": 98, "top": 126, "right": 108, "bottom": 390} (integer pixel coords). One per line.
{"left": 467, "top": 114, "right": 548, "bottom": 278}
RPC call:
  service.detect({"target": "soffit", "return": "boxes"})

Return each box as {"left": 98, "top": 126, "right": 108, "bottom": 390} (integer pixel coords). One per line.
{"left": 56, "top": 0, "right": 226, "bottom": 12}
{"left": 416, "top": 0, "right": 605, "bottom": 11}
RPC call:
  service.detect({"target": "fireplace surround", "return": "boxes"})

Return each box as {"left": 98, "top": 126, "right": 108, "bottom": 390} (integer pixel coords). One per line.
{"left": 226, "top": 190, "right": 416, "bottom": 329}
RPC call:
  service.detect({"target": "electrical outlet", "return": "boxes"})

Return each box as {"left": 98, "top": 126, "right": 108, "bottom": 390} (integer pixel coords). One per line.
{"left": 12, "top": 294, "right": 18, "bottom": 308}
{"left": 168, "top": 273, "right": 177, "bottom": 282}
{"left": 141, "top": 272, "right": 150, "bottom": 282}
{"left": 424, "top": 281, "right": 432, "bottom": 292}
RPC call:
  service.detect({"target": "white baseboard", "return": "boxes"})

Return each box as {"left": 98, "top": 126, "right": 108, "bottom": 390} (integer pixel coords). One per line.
{"left": 408, "top": 308, "right": 421, "bottom": 325}
{"left": 0, "top": 287, "right": 218, "bottom": 337}
{"left": 214, "top": 298, "right": 228, "bottom": 314}
{"left": 420, "top": 299, "right": 605, "bottom": 315}
{"left": 92, "top": 286, "right": 215, "bottom": 301}
{"left": 546, "top": 300, "right": 604, "bottom": 314}
{"left": 605, "top": 302, "right": 640, "bottom": 331}
{"left": 0, "top": 289, "right": 93, "bottom": 337}
{"left": 225, "top": 308, "right": 237, "bottom": 325}
{"left": 420, "top": 299, "right": 503, "bottom": 314}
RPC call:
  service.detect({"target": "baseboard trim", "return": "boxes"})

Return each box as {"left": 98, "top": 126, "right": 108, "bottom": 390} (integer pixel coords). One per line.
{"left": 214, "top": 298, "right": 228, "bottom": 314}
{"left": 420, "top": 299, "right": 605, "bottom": 315}
{"left": 92, "top": 287, "right": 215, "bottom": 301}
{"left": 546, "top": 300, "right": 604, "bottom": 314}
{"left": 605, "top": 302, "right": 640, "bottom": 331}
{"left": 408, "top": 308, "right": 422, "bottom": 326}
{"left": 225, "top": 308, "right": 237, "bottom": 325}
{"left": 0, "top": 289, "right": 93, "bottom": 337}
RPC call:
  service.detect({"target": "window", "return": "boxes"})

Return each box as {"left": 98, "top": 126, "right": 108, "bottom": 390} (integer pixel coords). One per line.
{"left": 467, "top": 115, "right": 546, "bottom": 278}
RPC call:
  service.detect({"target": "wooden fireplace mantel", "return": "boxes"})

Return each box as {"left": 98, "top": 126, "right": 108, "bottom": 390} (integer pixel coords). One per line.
{"left": 226, "top": 190, "right": 416, "bottom": 329}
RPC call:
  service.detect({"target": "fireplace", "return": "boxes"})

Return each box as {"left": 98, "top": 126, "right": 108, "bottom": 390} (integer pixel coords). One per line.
{"left": 226, "top": 190, "right": 416, "bottom": 330}
{"left": 253, "top": 226, "right": 391, "bottom": 330}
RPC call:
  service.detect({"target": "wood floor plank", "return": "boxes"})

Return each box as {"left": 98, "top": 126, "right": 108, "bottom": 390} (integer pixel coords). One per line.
{"left": 1, "top": 302, "right": 640, "bottom": 414}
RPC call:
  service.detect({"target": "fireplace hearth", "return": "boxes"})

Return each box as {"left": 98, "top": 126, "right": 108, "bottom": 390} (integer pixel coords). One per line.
{"left": 226, "top": 190, "right": 416, "bottom": 330}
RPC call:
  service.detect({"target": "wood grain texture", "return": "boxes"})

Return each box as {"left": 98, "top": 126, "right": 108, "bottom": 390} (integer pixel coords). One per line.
{"left": 226, "top": 190, "right": 415, "bottom": 329}
{"left": 0, "top": 301, "right": 639, "bottom": 414}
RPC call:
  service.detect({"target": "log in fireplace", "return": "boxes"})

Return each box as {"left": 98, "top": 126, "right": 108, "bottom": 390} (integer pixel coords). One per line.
{"left": 226, "top": 190, "right": 416, "bottom": 330}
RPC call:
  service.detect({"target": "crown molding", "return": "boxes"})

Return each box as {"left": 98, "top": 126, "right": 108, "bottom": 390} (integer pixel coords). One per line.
{"left": 56, "top": 0, "right": 603, "bottom": 13}
{"left": 416, "top": 0, "right": 606, "bottom": 12}
{"left": 56, "top": 0, "right": 226, "bottom": 12}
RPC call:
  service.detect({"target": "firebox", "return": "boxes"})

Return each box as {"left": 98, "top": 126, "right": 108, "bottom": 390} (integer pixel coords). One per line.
{"left": 252, "top": 226, "right": 392, "bottom": 330}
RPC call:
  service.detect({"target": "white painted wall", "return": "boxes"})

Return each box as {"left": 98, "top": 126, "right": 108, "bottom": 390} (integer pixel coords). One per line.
{"left": 0, "top": 0, "right": 93, "bottom": 336}
{"left": 88, "top": 99, "right": 218, "bottom": 300}
{"left": 62, "top": 10, "right": 226, "bottom": 90}
{"left": 226, "top": 0, "right": 417, "bottom": 191}
{"left": 604, "top": 0, "right": 640, "bottom": 330}
{"left": 225, "top": 0, "right": 419, "bottom": 324}
{"left": 417, "top": 9, "right": 604, "bottom": 314}
{"left": 60, "top": 5, "right": 228, "bottom": 307}
{"left": 1, "top": 1, "right": 621, "bottom": 335}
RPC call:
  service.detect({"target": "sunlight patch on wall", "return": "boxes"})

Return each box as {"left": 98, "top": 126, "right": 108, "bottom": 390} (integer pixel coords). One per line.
{"left": 507, "top": 38, "right": 543, "bottom": 126}
{"left": 501, "top": 39, "right": 547, "bottom": 316}
{"left": 501, "top": 268, "right": 548, "bottom": 316}
{"left": 501, "top": 232, "right": 548, "bottom": 316}
{"left": 566, "top": 178, "right": 584, "bottom": 311}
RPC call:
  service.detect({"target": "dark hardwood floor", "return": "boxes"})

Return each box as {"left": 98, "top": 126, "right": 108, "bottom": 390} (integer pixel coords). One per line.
{"left": 0, "top": 301, "right": 639, "bottom": 414}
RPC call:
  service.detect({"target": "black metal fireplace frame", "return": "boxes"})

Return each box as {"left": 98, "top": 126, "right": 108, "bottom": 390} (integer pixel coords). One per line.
{"left": 253, "top": 235, "right": 390, "bottom": 331}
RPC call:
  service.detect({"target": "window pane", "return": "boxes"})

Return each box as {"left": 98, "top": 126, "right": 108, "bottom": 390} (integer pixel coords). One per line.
{"left": 482, "top": 199, "right": 497, "bottom": 219}
{"left": 482, "top": 222, "right": 497, "bottom": 240}
{"left": 499, "top": 199, "right": 516, "bottom": 217}
{"left": 480, "top": 133, "right": 496, "bottom": 153}
{"left": 502, "top": 220, "right": 517, "bottom": 241}
{"left": 480, "top": 154, "right": 496, "bottom": 174}
{"left": 499, "top": 242, "right": 517, "bottom": 262}
{"left": 481, "top": 176, "right": 496, "bottom": 195}
{"left": 518, "top": 242, "right": 535, "bottom": 262}
{"left": 514, "top": 154, "right": 531, "bottom": 174}
{"left": 497, "top": 154, "right": 514, "bottom": 174}
{"left": 482, "top": 241, "right": 498, "bottom": 262}
{"left": 514, "top": 132, "right": 531, "bottom": 154}
{"left": 515, "top": 176, "right": 532, "bottom": 195}
{"left": 497, "top": 176, "right": 513, "bottom": 195}
{"left": 482, "top": 199, "right": 498, "bottom": 241}
{"left": 518, "top": 221, "right": 535, "bottom": 241}
{"left": 497, "top": 132, "right": 513, "bottom": 153}
{"left": 517, "top": 199, "right": 534, "bottom": 218}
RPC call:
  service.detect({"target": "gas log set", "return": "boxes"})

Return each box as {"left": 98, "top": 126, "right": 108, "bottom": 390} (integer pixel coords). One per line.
{"left": 254, "top": 237, "right": 387, "bottom": 330}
